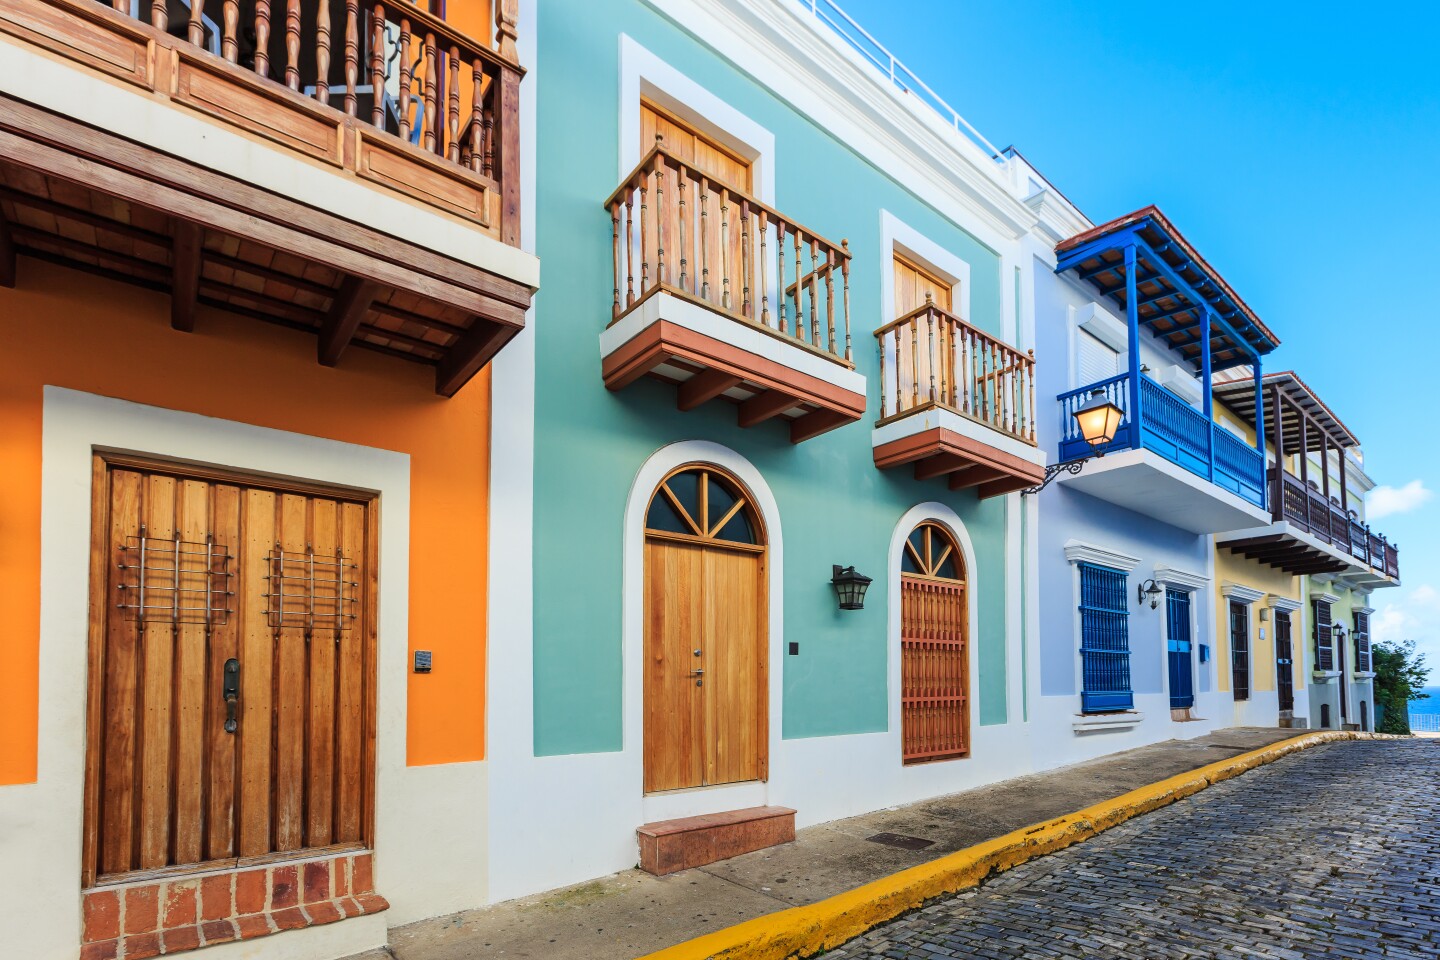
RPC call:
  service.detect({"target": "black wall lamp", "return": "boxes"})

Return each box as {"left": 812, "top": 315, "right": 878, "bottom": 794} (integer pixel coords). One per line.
{"left": 1137, "top": 578, "right": 1163, "bottom": 609}
{"left": 831, "top": 565, "right": 872, "bottom": 611}
{"left": 1022, "top": 390, "right": 1125, "bottom": 496}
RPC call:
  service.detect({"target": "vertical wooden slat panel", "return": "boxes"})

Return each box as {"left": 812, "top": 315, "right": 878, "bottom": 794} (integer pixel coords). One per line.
{"left": 272, "top": 494, "right": 309, "bottom": 852}
{"left": 100, "top": 470, "right": 143, "bottom": 875}
{"left": 206, "top": 484, "right": 241, "bottom": 861}
{"left": 306, "top": 500, "right": 338, "bottom": 847}
{"left": 335, "top": 502, "right": 367, "bottom": 843}
{"left": 136, "top": 476, "right": 177, "bottom": 868}
{"left": 170, "top": 479, "right": 211, "bottom": 867}
{"left": 237, "top": 489, "right": 276, "bottom": 857}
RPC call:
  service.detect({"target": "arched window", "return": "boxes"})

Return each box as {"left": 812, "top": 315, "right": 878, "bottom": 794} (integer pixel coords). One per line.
{"left": 901, "top": 521, "right": 963, "bottom": 580}
{"left": 645, "top": 466, "right": 763, "bottom": 546}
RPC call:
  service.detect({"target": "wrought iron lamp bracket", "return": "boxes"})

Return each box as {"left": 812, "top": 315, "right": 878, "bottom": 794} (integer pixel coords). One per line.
{"left": 1020, "top": 458, "right": 1089, "bottom": 497}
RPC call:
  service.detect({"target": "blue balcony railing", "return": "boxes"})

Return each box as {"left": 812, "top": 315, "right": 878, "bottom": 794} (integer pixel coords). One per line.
{"left": 1058, "top": 372, "right": 1266, "bottom": 508}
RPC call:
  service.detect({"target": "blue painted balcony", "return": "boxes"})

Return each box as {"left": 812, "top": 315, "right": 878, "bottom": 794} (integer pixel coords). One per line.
{"left": 1049, "top": 207, "right": 1279, "bottom": 534}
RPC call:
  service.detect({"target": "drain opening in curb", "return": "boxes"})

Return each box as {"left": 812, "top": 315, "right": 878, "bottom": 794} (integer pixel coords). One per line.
{"left": 866, "top": 833, "right": 936, "bottom": 850}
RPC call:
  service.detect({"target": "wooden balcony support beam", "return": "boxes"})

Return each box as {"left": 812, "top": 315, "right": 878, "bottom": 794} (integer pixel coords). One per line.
{"left": 436, "top": 320, "right": 517, "bottom": 397}
{"left": 0, "top": 201, "right": 14, "bottom": 288}
{"left": 738, "top": 389, "right": 798, "bottom": 428}
{"left": 949, "top": 465, "right": 1006, "bottom": 491}
{"left": 677, "top": 369, "right": 743, "bottom": 411}
{"left": 169, "top": 220, "right": 203, "bottom": 332}
{"left": 789, "top": 408, "right": 849, "bottom": 444}
{"left": 913, "top": 453, "right": 973, "bottom": 482}
{"left": 318, "top": 276, "right": 380, "bottom": 366}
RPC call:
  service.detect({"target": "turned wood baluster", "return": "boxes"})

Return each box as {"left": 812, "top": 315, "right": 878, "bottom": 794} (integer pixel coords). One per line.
{"left": 342, "top": 1, "right": 359, "bottom": 115}
{"left": 940, "top": 316, "right": 951, "bottom": 406}
{"left": 654, "top": 152, "right": 667, "bottom": 287}
{"left": 741, "top": 201, "right": 751, "bottom": 318}
{"left": 111, "top": 0, "right": 126, "bottom": 12}
{"left": 926, "top": 296, "right": 937, "bottom": 403}
{"left": 879, "top": 327, "right": 888, "bottom": 418}
{"left": 758, "top": 210, "right": 770, "bottom": 326}
{"left": 483, "top": 89, "right": 495, "bottom": 176}
{"left": 1027, "top": 350, "right": 1036, "bottom": 440}
{"left": 470, "top": 62, "right": 483, "bottom": 171}
{"left": 775, "top": 220, "right": 788, "bottom": 333}
{"left": 284, "top": 0, "right": 301, "bottom": 90}
{"left": 719, "top": 187, "right": 731, "bottom": 309}
{"left": 256, "top": 0, "right": 272, "bottom": 79}
{"left": 423, "top": 35, "right": 438, "bottom": 152}
{"left": 447, "top": 47, "right": 461, "bottom": 163}
{"left": 808, "top": 239, "right": 820, "bottom": 348}
{"left": 841, "top": 240, "right": 852, "bottom": 362}
{"left": 315, "top": 2, "right": 332, "bottom": 104}
{"left": 639, "top": 173, "right": 649, "bottom": 295}
{"left": 495, "top": 0, "right": 518, "bottom": 62}
{"left": 825, "top": 250, "right": 836, "bottom": 357}
{"left": 984, "top": 342, "right": 995, "bottom": 424}
{"left": 151, "top": 0, "right": 167, "bottom": 32}
{"left": 676, "top": 165, "right": 689, "bottom": 292}
{"left": 967, "top": 329, "right": 978, "bottom": 415}
{"left": 625, "top": 196, "right": 635, "bottom": 307}
{"left": 187, "top": 1, "right": 206, "bottom": 46}
{"left": 222, "top": 0, "right": 239, "bottom": 62}
{"left": 893, "top": 327, "right": 903, "bottom": 413}
{"left": 698, "top": 177, "right": 710, "bottom": 301}
{"left": 398, "top": 19, "right": 413, "bottom": 141}
{"left": 910, "top": 315, "right": 919, "bottom": 409}
{"left": 368, "top": 7, "right": 384, "bottom": 127}
{"left": 793, "top": 230, "right": 804, "bottom": 341}
{"left": 611, "top": 202, "right": 621, "bottom": 319}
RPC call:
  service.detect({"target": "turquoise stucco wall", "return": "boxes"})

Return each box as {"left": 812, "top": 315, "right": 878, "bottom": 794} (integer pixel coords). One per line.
{"left": 531, "top": 0, "right": 1012, "bottom": 755}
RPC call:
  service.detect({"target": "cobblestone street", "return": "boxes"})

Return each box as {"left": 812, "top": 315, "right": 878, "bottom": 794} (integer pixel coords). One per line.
{"left": 825, "top": 740, "right": 1440, "bottom": 960}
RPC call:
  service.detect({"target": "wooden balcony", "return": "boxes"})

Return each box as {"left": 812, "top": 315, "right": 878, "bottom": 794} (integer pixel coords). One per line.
{"left": 599, "top": 142, "right": 866, "bottom": 444}
{"left": 870, "top": 298, "right": 1045, "bottom": 499}
{"left": 0, "top": 0, "right": 532, "bottom": 395}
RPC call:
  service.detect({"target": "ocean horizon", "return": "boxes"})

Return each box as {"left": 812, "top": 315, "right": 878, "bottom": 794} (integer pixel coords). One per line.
{"left": 1412, "top": 687, "right": 1440, "bottom": 714}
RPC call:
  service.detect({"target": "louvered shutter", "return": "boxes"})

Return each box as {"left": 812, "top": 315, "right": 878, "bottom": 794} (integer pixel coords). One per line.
{"left": 1313, "top": 598, "right": 1334, "bottom": 671}
{"left": 1077, "top": 329, "right": 1120, "bottom": 387}
{"left": 1079, "top": 563, "right": 1133, "bottom": 713}
{"left": 1354, "top": 611, "right": 1371, "bottom": 673}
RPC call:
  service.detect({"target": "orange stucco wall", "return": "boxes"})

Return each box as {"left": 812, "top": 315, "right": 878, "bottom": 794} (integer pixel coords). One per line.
{"left": 0, "top": 259, "right": 491, "bottom": 784}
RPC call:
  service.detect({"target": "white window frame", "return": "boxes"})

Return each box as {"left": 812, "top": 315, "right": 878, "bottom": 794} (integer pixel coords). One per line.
{"left": 878, "top": 210, "right": 972, "bottom": 329}
{"left": 1064, "top": 540, "right": 1141, "bottom": 721}
{"left": 1222, "top": 582, "right": 1266, "bottom": 700}
{"left": 1153, "top": 566, "right": 1207, "bottom": 714}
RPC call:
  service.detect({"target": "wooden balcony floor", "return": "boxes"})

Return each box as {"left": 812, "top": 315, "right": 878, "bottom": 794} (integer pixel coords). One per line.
{"left": 0, "top": 98, "right": 532, "bottom": 396}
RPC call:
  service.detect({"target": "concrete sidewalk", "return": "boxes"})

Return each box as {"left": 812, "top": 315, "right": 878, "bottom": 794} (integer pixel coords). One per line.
{"left": 351, "top": 727, "right": 1300, "bottom": 960}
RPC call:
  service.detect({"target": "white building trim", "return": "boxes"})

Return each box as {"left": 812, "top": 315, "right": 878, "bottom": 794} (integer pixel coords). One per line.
{"left": 1221, "top": 582, "right": 1267, "bottom": 605}
{"left": 1268, "top": 595, "right": 1304, "bottom": 613}
{"left": 1063, "top": 540, "right": 1141, "bottom": 572}
{"left": 878, "top": 209, "right": 974, "bottom": 330}
{"left": 1153, "top": 565, "right": 1209, "bottom": 592}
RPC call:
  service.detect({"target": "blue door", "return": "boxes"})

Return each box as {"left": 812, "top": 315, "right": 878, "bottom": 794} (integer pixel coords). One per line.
{"left": 1166, "top": 588, "right": 1194, "bottom": 710}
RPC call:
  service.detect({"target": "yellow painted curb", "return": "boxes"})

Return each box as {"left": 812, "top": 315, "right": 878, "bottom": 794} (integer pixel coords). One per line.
{"left": 637, "top": 730, "right": 1386, "bottom": 960}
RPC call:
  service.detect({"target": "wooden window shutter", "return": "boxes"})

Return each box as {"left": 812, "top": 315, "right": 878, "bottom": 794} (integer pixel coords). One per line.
{"left": 1354, "top": 611, "right": 1372, "bottom": 673}
{"left": 1078, "top": 563, "right": 1132, "bottom": 713}
{"left": 1313, "top": 598, "right": 1334, "bottom": 671}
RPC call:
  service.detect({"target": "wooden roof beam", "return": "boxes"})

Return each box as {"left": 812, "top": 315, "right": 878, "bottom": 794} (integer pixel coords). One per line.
{"left": 436, "top": 319, "right": 518, "bottom": 397}
{"left": 319, "top": 276, "right": 381, "bottom": 367}
{"left": 170, "top": 220, "right": 203, "bottom": 332}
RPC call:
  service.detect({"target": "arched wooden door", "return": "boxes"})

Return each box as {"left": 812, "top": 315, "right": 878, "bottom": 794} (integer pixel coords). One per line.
{"left": 643, "top": 466, "right": 767, "bottom": 793}
{"left": 900, "top": 522, "right": 969, "bottom": 764}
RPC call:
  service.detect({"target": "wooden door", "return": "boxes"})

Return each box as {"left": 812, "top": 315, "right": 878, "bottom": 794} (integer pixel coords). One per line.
{"left": 83, "top": 457, "right": 376, "bottom": 887}
{"left": 892, "top": 255, "right": 954, "bottom": 411}
{"left": 893, "top": 254, "right": 952, "bottom": 316}
{"left": 643, "top": 467, "right": 766, "bottom": 793}
{"left": 1275, "top": 612, "right": 1295, "bottom": 712}
{"left": 900, "top": 523, "right": 969, "bottom": 764}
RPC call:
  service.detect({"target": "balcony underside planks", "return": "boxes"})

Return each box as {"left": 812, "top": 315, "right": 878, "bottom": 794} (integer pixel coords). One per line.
{"left": 873, "top": 426, "right": 1045, "bottom": 500}
{"left": 0, "top": 95, "right": 531, "bottom": 396}
{"left": 602, "top": 314, "right": 866, "bottom": 444}
{"left": 1221, "top": 533, "right": 1351, "bottom": 577}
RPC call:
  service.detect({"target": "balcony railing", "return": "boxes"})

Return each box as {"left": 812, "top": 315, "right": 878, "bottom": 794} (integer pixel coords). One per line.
{"left": 875, "top": 297, "right": 1035, "bottom": 444}
{"left": 1058, "top": 372, "right": 1266, "bottom": 508}
{"left": 606, "top": 141, "right": 853, "bottom": 367}
{"left": 1274, "top": 469, "right": 1400, "bottom": 578}
{"left": 67, "top": 0, "right": 522, "bottom": 241}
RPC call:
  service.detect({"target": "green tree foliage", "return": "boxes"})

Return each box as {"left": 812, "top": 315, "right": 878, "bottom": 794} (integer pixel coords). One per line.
{"left": 1373, "top": 639, "right": 1428, "bottom": 734}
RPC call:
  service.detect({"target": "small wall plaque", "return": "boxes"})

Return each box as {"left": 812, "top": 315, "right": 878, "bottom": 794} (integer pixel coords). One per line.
{"left": 414, "top": 650, "right": 433, "bottom": 673}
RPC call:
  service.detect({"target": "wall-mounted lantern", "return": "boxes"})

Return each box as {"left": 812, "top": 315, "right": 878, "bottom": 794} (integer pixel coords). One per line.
{"left": 1022, "top": 391, "right": 1125, "bottom": 496}
{"left": 831, "top": 565, "right": 872, "bottom": 611}
{"left": 1137, "top": 578, "right": 1163, "bottom": 609}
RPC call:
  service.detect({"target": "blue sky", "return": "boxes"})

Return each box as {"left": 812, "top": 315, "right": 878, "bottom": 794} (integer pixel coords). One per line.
{"left": 833, "top": 0, "right": 1439, "bottom": 681}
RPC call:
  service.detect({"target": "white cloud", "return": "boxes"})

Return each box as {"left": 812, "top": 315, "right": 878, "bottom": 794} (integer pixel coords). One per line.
{"left": 1367, "top": 479, "right": 1433, "bottom": 520}
{"left": 1373, "top": 586, "right": 1440, "bottom": 685}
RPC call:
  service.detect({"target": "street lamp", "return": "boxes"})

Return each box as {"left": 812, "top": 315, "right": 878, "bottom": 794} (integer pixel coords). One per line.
{"left": 1022, "top": 390, "right": 1126, "bottom": 496}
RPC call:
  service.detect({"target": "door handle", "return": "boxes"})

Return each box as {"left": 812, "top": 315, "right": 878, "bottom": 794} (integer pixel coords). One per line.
{"left": 223, "top": 658, "right": 240, "bottom": 734}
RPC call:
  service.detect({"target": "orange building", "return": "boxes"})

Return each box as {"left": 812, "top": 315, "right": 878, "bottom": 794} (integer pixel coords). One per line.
{"left": 0, "top": 2, "right": 535, "bottom": 958}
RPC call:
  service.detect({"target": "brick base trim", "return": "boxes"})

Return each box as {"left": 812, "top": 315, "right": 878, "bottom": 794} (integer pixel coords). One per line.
{"left": 82, "top": 851, "right": 386, "bottom": 960}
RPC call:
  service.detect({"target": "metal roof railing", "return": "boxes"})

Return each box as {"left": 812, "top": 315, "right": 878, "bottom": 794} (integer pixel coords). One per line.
{"left": 803, "top": 0, "right": 1007, "bottom": 165}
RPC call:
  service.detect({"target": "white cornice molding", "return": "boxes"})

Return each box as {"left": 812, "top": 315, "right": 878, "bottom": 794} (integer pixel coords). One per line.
{"left": 1267, "top": 595, "right": 1303, "bottom": 613}
{"left": 1063, "top": 540, "right": 1141, "bottom": 572}
{"left": 1024, "top": 188, "right": 1089, "bottom": 246}
{"left": 1221, "top": 582, "right": 1267, "bottom": 605}
{"left": 1153, "top": 565, "right": 1209, "bottom": 592}
{"left": 1315, "top": 592, "right": 1343, "bottom": 606}
{"left": 1353, "top": 605, "right": 1376, "bottom": 616}
{"left": 645, "top": 0, "right": 1039, "bottom": 242}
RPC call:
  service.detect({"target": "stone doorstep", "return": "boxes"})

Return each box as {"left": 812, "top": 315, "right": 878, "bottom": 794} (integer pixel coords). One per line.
{"left": 637, "top": 805, "right": 796, "bottom": 876}
{"left": 80, "top": 850, "right": 387, "bottom": 960}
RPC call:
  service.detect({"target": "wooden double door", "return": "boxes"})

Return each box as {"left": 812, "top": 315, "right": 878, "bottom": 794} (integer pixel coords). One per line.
{"left": 643, "top": 467, "right": 767, "bottom": 794}
{"left": 83, "top": 457, "right": 376, "bottom": 886}
{"left": 900, "top": 523, "right": 969, "bottom": 764}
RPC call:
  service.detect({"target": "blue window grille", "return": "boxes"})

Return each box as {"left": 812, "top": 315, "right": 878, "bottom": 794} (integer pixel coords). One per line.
{"left": 1079, "top": 563, "right": 1132, "bottom": 713}
{"left": 1166, "top": 588, "right": 1194, "bottom": 710}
